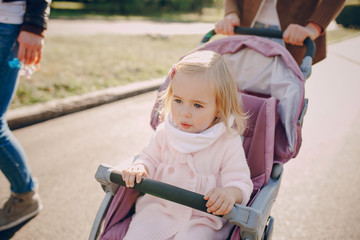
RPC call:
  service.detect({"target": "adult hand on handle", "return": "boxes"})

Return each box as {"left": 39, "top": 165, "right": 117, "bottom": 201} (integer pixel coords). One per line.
{"left": 283, "top": 22, "right": 321, "bottom": 46}
{"left": 215, "top": 13, "right": 240, "bottom": 35}
{"left": 17, "top": 31, "right": 44, "bottom": 65}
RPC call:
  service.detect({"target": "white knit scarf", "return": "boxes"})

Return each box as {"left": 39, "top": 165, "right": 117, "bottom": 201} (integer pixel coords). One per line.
{"left": 164, "top": 114, "right": 234, "bottom": 154}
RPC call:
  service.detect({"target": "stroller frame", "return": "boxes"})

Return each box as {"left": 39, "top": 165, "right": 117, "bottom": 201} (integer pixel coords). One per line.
{"left": 91, "top": 162, "right": 283, "bottom": 240}
{"left": 89, "top": 28, "right": 315, "bottom": 240}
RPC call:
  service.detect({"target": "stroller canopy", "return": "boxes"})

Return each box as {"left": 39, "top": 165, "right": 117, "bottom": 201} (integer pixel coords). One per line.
{"left": 193, "top": 35, "right": 306, "bottom": 163}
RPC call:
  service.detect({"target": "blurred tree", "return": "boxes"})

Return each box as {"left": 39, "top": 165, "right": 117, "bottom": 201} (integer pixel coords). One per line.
{"left": 336, "top": 4, "right": 360, "bottom": 28}
{"left": 51, "top": 0, "right": 217, "bottom": 15}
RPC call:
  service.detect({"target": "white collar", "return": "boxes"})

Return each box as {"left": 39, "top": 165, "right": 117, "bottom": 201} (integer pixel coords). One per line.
{"left": 164, "top": 114, "right": 234, "bottom": 153}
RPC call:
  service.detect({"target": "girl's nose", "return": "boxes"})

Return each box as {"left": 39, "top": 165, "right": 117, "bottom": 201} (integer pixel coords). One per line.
{"left": 181, "top": 105, "right": 192, "bottom": 118}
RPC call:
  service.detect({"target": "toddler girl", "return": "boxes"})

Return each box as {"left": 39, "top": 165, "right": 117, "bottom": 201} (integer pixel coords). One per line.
{"left": 122, "top": 50, "right": 253, "bottom": 240}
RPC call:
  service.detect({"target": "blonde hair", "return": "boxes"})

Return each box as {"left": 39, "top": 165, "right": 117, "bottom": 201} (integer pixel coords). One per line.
{"left": 160, "top": 50, "right": 247, "bottom": 134}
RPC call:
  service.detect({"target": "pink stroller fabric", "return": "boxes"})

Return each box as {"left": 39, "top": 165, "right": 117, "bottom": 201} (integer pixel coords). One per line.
{"left": 100, "top": 93, "right": 278, "bottom": 240}
{"left": 151, "top": 35, "right": 305, "bottom": 164}
{"left": 100, "top": 35, "right": 306, "bottom": 239}
{"left": 100, "top": 92, "right": 279, "bottom": 240}
{"left": 100, "top": 187, "right": 140, "bottom": 240}
{"left": 241, "top": 94, "right": 277, "bottom": 192}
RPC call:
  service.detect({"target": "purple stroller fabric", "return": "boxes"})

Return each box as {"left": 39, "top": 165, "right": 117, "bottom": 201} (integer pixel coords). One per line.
{"left": 100, "top": 187, "right": 140, "bottom": 240}
{"left": 241, "top": 94, "right": 277, "bottom": 192}
{"left": 151, "top": 35, "right": 305, "bottom": 164}
{"left": 101, "top": 35, "right": 305, "bottom": 239}
{"left": 100, "top": 93, "right": 278, "bottom": 240}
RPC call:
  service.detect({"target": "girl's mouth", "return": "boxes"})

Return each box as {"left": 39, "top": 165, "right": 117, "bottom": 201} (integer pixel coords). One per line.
{"left": 180, "top": 122, "right": 192, "bottom": 129}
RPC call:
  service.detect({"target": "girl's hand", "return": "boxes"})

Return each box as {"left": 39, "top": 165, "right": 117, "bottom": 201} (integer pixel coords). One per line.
{"left": 204, "top": 188, "right": 237, "bottom": 215}
{"left": 122, "top": 164, "right": 148, "bottom": 188}
{"left": 215, "top": 13, "right": 240, "bottom": 35}
{"left": 283, "top": 23, "right": 321, "bottom": 46}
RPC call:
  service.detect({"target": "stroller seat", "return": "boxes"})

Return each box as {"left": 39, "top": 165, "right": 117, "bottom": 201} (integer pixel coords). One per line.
{"left": 90, "top": 29, "right": 313, "bottom": 240}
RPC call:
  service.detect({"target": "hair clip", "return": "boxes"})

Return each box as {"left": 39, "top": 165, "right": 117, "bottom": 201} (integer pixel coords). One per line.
{"left": 168, "top": 64, "right": 177, "bottom": 79}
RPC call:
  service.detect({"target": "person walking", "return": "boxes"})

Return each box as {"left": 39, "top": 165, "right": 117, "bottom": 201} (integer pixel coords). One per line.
{"left": 215, "top": 0, "right": 345, "bottom": 66}
{"left": 0, "top": 0, "right": 51, "bottom": 231}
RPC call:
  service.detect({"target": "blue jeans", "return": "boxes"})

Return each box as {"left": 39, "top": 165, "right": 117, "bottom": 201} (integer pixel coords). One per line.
{"left": 0, "top": 23, "right": 35, "bottom": 193}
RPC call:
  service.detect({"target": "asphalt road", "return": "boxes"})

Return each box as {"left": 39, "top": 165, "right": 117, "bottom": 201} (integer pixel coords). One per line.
{"left": 1, "top": 34, "right": 360, "bottom": 239}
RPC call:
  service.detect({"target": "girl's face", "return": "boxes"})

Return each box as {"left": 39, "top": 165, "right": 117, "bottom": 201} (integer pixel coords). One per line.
{"left": 171, "top": 71, "right": 219, "bottom": 133}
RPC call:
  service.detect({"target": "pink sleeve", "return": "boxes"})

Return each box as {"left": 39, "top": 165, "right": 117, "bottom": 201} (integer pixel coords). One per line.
{"left": 220, "top": 135, "right": 253, "bottom": 205}
{"left": 132, "top": 124, "right": 165, "bottom": 178}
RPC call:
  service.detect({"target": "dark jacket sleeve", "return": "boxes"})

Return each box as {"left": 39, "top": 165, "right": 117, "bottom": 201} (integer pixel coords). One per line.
{"left": 308, "top": 0, "right": 345, "bottom": 31}
{"left": 21, "top": 0, "right": 51, "bottom": 37}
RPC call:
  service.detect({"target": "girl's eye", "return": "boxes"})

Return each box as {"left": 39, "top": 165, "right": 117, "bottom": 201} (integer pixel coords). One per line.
{"left": 194, "top": 103, "right": 203, "bottom": 109}
{"left": 174, "top": 99, "right": 182, "bottom": 104}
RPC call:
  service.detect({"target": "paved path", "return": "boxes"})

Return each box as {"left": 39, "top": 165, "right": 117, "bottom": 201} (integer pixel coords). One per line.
{"left": 271, "top": 35, "right": 360, "bottom": 239}
{"left": 0, "top": 21, "right": 359, "bottom": 239}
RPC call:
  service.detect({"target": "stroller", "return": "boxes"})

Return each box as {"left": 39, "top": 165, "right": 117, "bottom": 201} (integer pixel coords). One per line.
{"left": 90, "top": 27, "right": 315, "bottom": 240}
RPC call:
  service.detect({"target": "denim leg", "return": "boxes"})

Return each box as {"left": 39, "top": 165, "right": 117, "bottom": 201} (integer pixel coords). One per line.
{"left": 0, "top": 23, "right": 34, "bottom": 193}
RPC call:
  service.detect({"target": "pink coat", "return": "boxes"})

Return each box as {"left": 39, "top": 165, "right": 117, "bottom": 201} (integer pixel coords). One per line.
{"left": 124, "top": 119, "right": 253, "bottom": 240}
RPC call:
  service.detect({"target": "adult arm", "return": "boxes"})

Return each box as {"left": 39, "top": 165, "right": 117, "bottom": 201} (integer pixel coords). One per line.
{"left": 307, "top": 0, "right": 346, "bottom": 31}
{"left": 283, "top": 0, "right": 345, "bottom": 45}
{"left": 18, "top": 0, "right": 51, "bottom": 64}
{"left": 215, "top": 0, "right": 240, "bottom": 35}
{"left": 21, "top": 0, "right": 51, "bottom": 36}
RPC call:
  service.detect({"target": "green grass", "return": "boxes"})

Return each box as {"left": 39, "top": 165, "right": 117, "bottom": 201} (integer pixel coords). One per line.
{"left": 11, "top": 34, "right": 203, "bottom": 108}
{"left": 10, "top": 3, "right": 225, "bottom": 108}
{"left": 327, "top": 27, "right": 360, "bottom": 43}
{"left": 345, "top": 0, "right": 360, "bottom": 5}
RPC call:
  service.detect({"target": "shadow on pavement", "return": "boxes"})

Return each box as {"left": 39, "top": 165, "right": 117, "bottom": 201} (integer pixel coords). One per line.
{"left": 0, "top": 217, "right": 35, "bottom": 239}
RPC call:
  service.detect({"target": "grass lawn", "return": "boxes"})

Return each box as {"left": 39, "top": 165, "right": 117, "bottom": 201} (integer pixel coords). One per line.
{"left": 10, "top": 23, "right": 360, "bottom": 109}
{"left": 11, "top": 34, "right": 203, "bottom": 108}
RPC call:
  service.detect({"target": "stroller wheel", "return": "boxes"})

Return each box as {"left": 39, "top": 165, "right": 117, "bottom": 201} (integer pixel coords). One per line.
{"left": 262, "top": 216, "right": 274, "bottom": 240}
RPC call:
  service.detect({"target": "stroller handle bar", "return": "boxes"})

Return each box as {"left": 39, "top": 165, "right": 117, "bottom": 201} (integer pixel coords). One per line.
{"left": 200, "top": 27, "right": 315, "bottom": 59}
{"left": 96, "top": 164, "right": 215, "bottom": 215}
{"left": 95, "top": 163, "right": 284, "bottom": 236}
{"left": 200, "top": 27, "right": 316, "bottom": 80}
